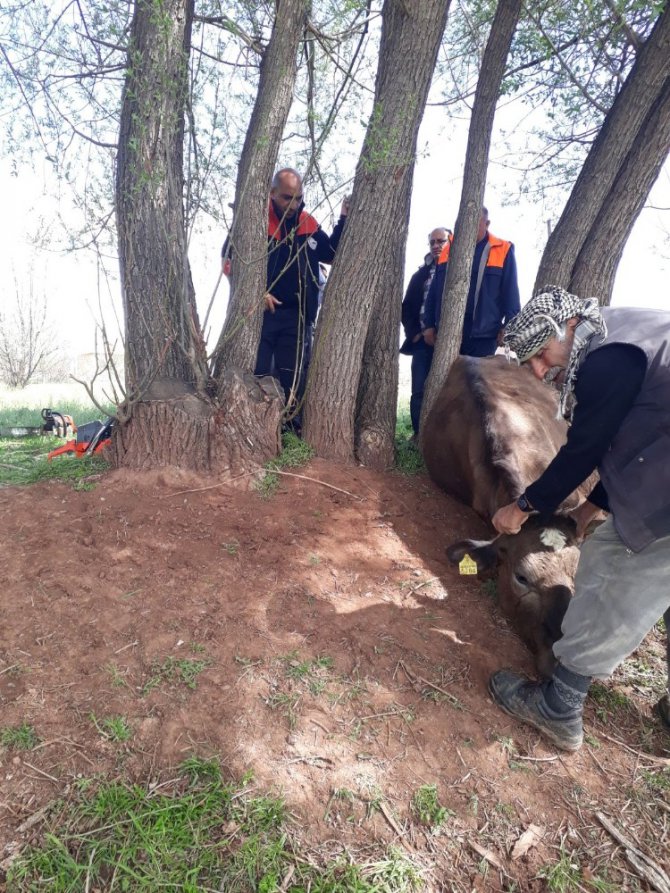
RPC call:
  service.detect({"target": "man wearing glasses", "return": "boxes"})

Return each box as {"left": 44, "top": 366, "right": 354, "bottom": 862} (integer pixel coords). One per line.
{"left": 400, "top": 227, "right": 452, "bottom": 438}
{"left": 223, "top": 168, "right": 348, "bottom": 430}
{"left": 423, "top": 207, "right": 520, "bottom": 359}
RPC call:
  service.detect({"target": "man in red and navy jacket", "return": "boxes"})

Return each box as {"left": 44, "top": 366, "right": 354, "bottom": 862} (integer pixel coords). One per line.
{"left": 422, "top": 207, "right": 520, "bottom": 357}
{"left": 222, "top": 168, "right": 347, "bottom": 420}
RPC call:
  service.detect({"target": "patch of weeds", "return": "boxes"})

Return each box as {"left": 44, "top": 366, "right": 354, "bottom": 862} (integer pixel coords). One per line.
{"left": 584, "top": 732, "right": 600, "bottom": 748}
{"left": 537, "top": 847, "right": 582, "bottom": 892}
{"left": 394, "top": 411, "right": 425, "bottom": 476}
{"left": 282, "top": 652, "right": 333, "bottom": 696}
{"left": 264, "top": 691, "right": 301, "bottom": 729}
{"left": 90, "top": 713, "right": 132, "bottom": 743}
{"left": 0, "top": 723, "right": 39, "bottom": 750}
{"left": 589, "top": 682, "right": 632, "bottom": 721}
{"left": 494, "top": 801, "right": 516, "bottom": 821}
{"left": 480, "top": 578, "right": 498, "bottom": 600}
{"left": 0, "top": 436, "right": 108, "bottom": 488}
{"left": 309, "top": 553, "right": 321, "bottom": 565}
{"left": 641, "top": 767, "right": 670, "bottom": 793}
{"left": 104, "top": 663, "right": 131, "bottom": 689}
{"left": 325, "top": 787, "right": 356, "bottom": 821}
{"left": 411, "top": 784, "right": 452, "bottom": 832}
{"left": 255, "top": 432, "right": 314, "bottom": 499}
{"left": 220, "top": 540, "right": 239, "bottom": 556}
{"left": 496, "top": 735, "right": 517, "bottom": 757}
{"left": 142, "top": 655, "right": 210, "bottom": 695}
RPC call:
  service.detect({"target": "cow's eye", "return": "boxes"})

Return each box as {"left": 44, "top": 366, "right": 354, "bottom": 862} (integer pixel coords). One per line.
{"left": 514, "top": 572, "right": 529, "bottom": 588}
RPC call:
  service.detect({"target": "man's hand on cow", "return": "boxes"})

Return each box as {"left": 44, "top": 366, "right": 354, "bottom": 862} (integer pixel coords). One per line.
{"left": 570, "top": 500, "right": 604, "bottom": 541}
{"left": 265, "top": 293, "right": 282, "bottom": 313}
{"left": 492, "top": 501, "right": 529, "bottom": 535}
{"left": 423, "top": 327, "right": 436, "bottom": 347}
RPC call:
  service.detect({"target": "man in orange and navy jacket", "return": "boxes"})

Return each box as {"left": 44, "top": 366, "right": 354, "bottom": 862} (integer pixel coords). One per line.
{"left": 422, "top": 206, "right": 520, "bottom": 357}
{"left": 222, "top": 168, "right": 347, "bottom": 423}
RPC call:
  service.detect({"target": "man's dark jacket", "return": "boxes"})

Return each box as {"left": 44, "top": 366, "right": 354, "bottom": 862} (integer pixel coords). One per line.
{"left": 223, "top": 201, "right": 345, "bottom": 325}
{"left": 400, "top": 254, "right": 434, "bottom": 355}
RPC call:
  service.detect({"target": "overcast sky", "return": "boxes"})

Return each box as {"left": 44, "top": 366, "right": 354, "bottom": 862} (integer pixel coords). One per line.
{"left": 1, "top": 101, "right": 668, "bottom": 358}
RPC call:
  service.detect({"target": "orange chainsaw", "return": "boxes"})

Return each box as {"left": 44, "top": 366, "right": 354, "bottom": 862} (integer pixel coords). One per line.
{"left": 47, "top": 418, "right": 114, "bottom": 461}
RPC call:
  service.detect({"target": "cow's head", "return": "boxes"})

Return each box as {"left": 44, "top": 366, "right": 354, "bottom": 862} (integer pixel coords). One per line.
{"left": 447, "top": 515, "right": 580, "bottom": 677}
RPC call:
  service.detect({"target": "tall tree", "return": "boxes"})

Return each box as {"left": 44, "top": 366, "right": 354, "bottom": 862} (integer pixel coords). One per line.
{"left": 211, "top": 0, "right": 311, "bottom": 383}
{"left": 534, "top": 3, "right": 670, "bottom": 301}
{"left": 421, "top": 0, "right": 523, "bottom": 430}
{"left": 302, "top": 0, "right": 450, "bottom": 466}
{"left": 111, "top": 0, "right": 284, "bottom": 471}
{"left": 116, "top": 0, "right": 207, "bottom": 401}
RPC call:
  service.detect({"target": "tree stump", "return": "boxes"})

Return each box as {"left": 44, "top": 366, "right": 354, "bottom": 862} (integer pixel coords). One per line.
{"left": 109, "top": 369, "right": 283, "bottom": 474}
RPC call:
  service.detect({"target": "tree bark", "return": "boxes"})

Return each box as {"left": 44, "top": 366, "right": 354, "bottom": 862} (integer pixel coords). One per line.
{"left": 113, "top": 0, "right": 285, "bottom": 470}
{"left": 108, "top": 371, "right": 283, "bottom": 473}
{"left": 568, "top": 77, "right": 670, "bottom": 303}
{"left": 116, "top": 0, "right": 207, "bottom": 400}
{"left": 211, "top": 0, "right": 310, "bottom": 386}
{"left": 420, "top": 0, "right": 522, "bottom": 433}
{"left": 302, "top": 0, "right": 450, "bottom": 466}
{"left": 535, "top": 4, "right": 670, "bottom": 296}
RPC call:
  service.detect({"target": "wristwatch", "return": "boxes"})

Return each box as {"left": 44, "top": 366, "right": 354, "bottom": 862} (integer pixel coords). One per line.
{"left": 516, "top": 493, "right": 534, "bottom": 513}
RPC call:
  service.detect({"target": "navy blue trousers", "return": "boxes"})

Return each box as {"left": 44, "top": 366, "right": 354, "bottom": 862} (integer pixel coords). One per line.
{"left": 255, "top": 310, "right": 307, "bottom": 409}
{"left": 409, "top": 342, "right": 434, "bottom": 435}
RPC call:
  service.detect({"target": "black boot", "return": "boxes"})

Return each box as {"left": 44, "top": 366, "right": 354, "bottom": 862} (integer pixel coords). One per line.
{"left": 488, "top": 669, "right": 585, "bottom": 752}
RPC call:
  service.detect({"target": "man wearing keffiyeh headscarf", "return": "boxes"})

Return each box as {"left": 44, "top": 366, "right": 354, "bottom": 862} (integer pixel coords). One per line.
{"left": 486, "top": 286, "right": 670, "bottom": 751}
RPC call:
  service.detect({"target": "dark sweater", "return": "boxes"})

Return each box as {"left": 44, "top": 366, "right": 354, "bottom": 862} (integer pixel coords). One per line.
{"left": 526, "top": 344, "right": 647, "bottom": 513}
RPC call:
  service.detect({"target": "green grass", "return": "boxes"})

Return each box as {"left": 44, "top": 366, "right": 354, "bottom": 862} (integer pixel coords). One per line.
{"left": 589, "top": 682, "right": 632, "bottom": 721}
{"left": 411, "top": 784, "right": 452, "bottom": 832}
{"left": 8, "top": 759, "right": 422, "bottom": 891}
{"left": 255, "top": 431, "right": 314, "bottom": 498}
{"left": 1, "top": 722, "right": 39, "bottom": 750}
{"left": 141, "top": 655, "right": 210, "bottom": 695}
{"left": 0, "top": 400, "right": 115, "bottom": 429}
{"left": 90, "top": 713, "right": 133, "bottom": 743}
{"left": 394, "top": 406, "right": 425, "bottom": 475}
{"left": 0, "top": 436, "right": 108, "bottom": 487}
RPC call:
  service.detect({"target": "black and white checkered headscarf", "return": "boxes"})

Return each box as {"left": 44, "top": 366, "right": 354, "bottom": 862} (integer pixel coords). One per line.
{"left": 503, "top": 285, "right": 607, "bottom": 420}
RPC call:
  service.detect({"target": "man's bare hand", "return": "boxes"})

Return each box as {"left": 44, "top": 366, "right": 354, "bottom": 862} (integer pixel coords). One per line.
{"left": 340, "top": 194, "right": 352, "bottom": 217}
{"left": 492, "top": 501, "right": 529, "bottom": 535}
{"left": 569, "top": 500, "right": 605, "bottom": 541}
{"left": 265, "top": 293, "right": 282, "bottom": 313}
{"left": 423, "top": 327, "right": 436, "bottom": 347}
{"left": 412, "top": 332, "right": 423, "bottom": 343}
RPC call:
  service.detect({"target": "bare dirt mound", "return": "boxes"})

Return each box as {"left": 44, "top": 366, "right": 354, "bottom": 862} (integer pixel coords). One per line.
{"left": 1, "top": 460, "right": 668, "bottom": 890}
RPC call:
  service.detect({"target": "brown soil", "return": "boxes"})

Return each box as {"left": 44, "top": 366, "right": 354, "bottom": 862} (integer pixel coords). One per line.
{"left": 1, "top": 460, "right": 668, "bottom": 890}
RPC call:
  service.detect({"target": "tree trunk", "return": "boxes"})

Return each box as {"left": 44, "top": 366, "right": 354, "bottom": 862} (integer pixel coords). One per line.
{"left": 568, "top": 77, "right": 670, "bottom": 303}
{"left": 302, "top": 0, "right": 450, "bottom": 466}
{"left": 211, "top": 0, "right": 310, "bottom": 385}
{"left": 420, "top": 0, "right": 522, "bottom": 433}
{"left": 535, "top": 5, "right": 670, "bottom": 296}
{"left": 116, "top": 0, "right": 207, "bottom": 400}
{"left": 108, "top": 371, "right": 283, "bottom": 473}
{"left": 113, "top": 0, "right": 285, "bottom": 471}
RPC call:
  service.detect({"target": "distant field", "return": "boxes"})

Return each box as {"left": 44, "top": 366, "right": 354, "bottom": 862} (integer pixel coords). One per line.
{"left": 0, "top": 381, "right": 115, "bottom": 428}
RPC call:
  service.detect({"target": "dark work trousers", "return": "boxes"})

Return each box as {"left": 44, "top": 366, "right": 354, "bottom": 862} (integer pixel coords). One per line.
{"left": 255, "top": 309, "right": 307, "bottom": 413}
{"left": 409, "top": 341, "right": 434, "bottom": 435}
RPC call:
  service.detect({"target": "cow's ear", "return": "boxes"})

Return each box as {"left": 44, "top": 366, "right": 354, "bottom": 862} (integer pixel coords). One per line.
{"left": 446, "top": 538, "right": 498, "bottom": 571}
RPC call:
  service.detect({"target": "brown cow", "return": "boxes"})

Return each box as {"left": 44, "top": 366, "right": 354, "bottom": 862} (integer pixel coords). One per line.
{"left": 423, "top": 355, "right": 594, "bottom": 677}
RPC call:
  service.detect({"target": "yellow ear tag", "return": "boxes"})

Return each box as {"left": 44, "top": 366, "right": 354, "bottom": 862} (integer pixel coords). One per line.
{"left": 458, "top": 553, "right": 478, "bottom": 575}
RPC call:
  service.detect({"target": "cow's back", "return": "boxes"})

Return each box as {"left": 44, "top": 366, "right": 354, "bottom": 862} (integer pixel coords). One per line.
{"left": 423, "top": 356, "right": 573, "bottom": 518}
